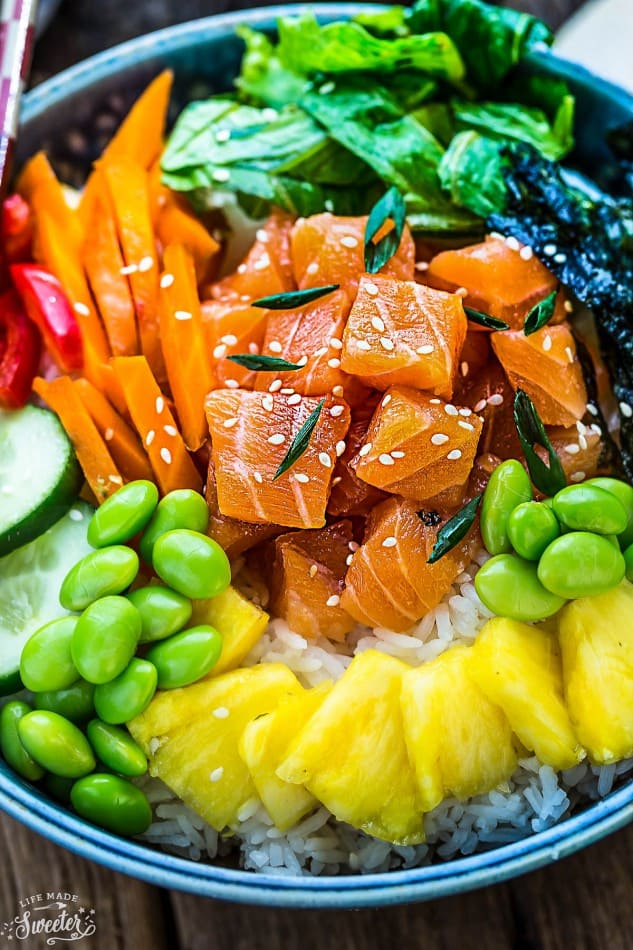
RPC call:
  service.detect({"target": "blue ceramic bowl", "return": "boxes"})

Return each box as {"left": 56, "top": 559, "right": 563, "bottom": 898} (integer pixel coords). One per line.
{"left": 5, "top": 4, "right": 633, "bottom": 908}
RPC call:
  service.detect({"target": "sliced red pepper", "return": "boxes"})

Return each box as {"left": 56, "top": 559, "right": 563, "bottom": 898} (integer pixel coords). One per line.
{"left": 0, "top": 289, "right": 41, "bottom": 409}
{"left": 10, "top": 263, "right": 83, "bottom": 373}
{"left": 2, "top": 194, "right": 33, "bottom": 264}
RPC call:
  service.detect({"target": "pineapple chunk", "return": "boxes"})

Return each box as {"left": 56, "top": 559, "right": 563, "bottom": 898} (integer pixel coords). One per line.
{"left": 190, "top": 585, "right": 269, "bottom": 676}
{"left": 401, "top": 645, "right": 517, "bottom": 810}
{"left": 239, "top": 682, "right": 332, "bottom": 831}
{"left": 558, "top": 582, "right": 633, "bottom": 764}
{"left": 471, "top": 618, "right": 584, "bottom": 770}
{"left": 277, "top": 650, "right": 424, "bottom": 845}
{"left": 128, "top": 664, "right": 300, "bottom": 830}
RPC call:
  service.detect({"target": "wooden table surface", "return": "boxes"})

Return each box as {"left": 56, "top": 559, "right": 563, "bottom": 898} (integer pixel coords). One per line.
{"left": 5, "top": 1, "right": 628, "bottom": 947}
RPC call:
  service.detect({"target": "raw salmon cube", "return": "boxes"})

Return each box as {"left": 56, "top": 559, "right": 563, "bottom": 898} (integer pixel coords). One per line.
{"left": 351, "top": 386, "right": 483, "bottom": 505}
{"left": 340, "top": 496, "right": 479, "bottom": 632}
{"left": 269, "top": 521, "right": 357, "bottom": 641}
{"left": 455, "top": 357, "right": 522, "bottom": 461}
{"left": 543, "top": 422, "right": 602, "bottom": 485}
{"left": 205, "top": 389, "right": 351, "bottom": 529}
{"left": 210, "top": 209, "right": 295, "bottom": 303}
{"left": 291, "top": 213, "right": 414, "bottom": 302}
{"left": 340, "top": 276, "right": 467, "bottom": 399}
{"left": 327, "top": 400, "right": 388, "bottom": 517}
{"left": 491, "top": 323, "right": 587, "bottom": 427}
{"left": 205, "top": 461, "right": 283, "bottom": 559}
{"left": 201, "top": 299, "right": 269, "bottom": 389}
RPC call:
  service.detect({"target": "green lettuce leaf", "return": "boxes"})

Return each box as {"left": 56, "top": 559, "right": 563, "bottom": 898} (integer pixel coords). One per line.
{"left": 438, "top": 131, "right": 507, "bottom": 217}
{"left": 234, "top": 25, "right": 309, "bottom": 108}
{"left": 451, "top": 98, "right": 574, "bottom": 161}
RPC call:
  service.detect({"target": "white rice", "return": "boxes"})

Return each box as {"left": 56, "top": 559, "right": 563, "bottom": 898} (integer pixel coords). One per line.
{"left": 137, "top": 551, "right": 633, "bottom": 875}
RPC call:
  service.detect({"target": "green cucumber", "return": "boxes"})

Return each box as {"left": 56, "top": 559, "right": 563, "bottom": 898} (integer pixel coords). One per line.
{"left": 0, "top": 405, "right": 83, "bottom": 556}
{"left": 0, "top": 502, "right": 94, "bottom": 695}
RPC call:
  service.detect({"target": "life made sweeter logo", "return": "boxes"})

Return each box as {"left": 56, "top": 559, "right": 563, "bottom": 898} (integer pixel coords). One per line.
{"left": 1, "top": 892, "right": 96, "bottom": 945}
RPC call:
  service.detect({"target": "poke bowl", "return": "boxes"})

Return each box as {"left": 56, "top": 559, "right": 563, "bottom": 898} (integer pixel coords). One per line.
{"left": 1, "top": 1, "right": 633, "bottom": 908}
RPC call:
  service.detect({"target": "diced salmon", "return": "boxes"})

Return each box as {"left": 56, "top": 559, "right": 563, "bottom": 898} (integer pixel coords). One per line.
{"left": 491, "top": 323, "right": 587, "bottom": 427}
{"left": 425, "top": 235, "right": 565, "bottom": 330}
{"left": 205, "top": 390, "right": 351, "bottom": 529}
{"left": 340, "top": 497, "right": 479, "bottom": 632}
{"left": 201, "top": 299, "right": 269, "bottom": 389}
{"left": 458, "top": 331, "right": 491, "bottom": 380}
{"left": 340, "top": 277, "right": 466, "bottom": 399}
{"left": 543, "top": 423, "right": 602, "bottom": 485}
{"left": 351, "top": 386, "right": 483, "bottom": 507}
{"left": 455, "top": 356, "right": 522, "bottom": 461}
{"left": 205, "top": 462, "right": 283, "bottom": 559}
{"left": 291, "top": 213, "right": 414, "bottom": 302}
{"left": 328, "top": 400, "right": 388, "bottom": 517}
{"left": 211, "top": 210, "right": 295, "bottom": 303}
{"left": 269, "top": 521, "right": 357, "bottom": 641}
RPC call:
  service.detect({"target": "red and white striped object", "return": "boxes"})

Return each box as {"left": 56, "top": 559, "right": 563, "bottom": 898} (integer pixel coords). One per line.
{"left": 0, "top": 0, "right": 38, "bottom": 194}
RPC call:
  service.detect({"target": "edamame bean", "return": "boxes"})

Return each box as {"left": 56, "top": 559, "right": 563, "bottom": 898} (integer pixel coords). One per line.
{"left": 587, "top": 477, "right": 633, "bottom": 548}
{"left": 474, "top": 553, "right": 566, "bottom": 621}
{"left": 480, "top": 460, "right": 533, "bottom": 555}
{"left": 538, "top": 532, "right": 626, "bottom": 599}
{"left": 18, "top": 710, "right": 96, "bottom": 778}
{"left": 152, "top": 530, "right": 231, "bottom": 600}
{"left": 507, "top": 502, "right": 560, "bottom": 561}
{"left": 72, "top": 596, "right": 141, "bottom": 685}
{"left": 60, "top": 546, "right": 140, "bottom": 611}
{"left": 139, "top": 489, "right": 210, "bottom": 564}
{"left": 552, "top": 484, "right": 628, "bottom": 536}
{"left": 0, "top": 701, "right": 45, "bottom": 781}
{"left": 86, "top": 720, "right": 148, "bottom": 777}
{"left": 71, "top": 773, "right": 152, "bottom": 836}
{"left": 146, "top": 625, "right": 223, "bottom": 689}
{"left": 624, "top": 542, "right": 633, "bottom": 582}
{"left": 93, "top": 659, "right": 157, "bottom": 724}
{"left": 87, "top": 480, "right": 159, "bottom": 548}
{"left": 20, "top": 616, "right": 79, "bottom": 692}
{"left": 34, "top": 681, "right": 96, "bottom": 723}
{"left": 127, "top": 585, "right": 192, "bottom": 643}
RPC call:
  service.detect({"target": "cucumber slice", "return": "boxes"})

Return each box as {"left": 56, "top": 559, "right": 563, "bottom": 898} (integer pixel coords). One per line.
{"left": 0, "top": 405, "right": 83, "bottom": 557}
{"left": 0, "top": 501, "right": 94, "bottom": 695}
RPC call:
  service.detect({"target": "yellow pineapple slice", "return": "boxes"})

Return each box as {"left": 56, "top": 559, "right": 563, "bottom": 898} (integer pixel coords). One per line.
{"left": 239, "top": 682, "right": 332, "bottom": 831}
{"left": 190, "top": 585, "right": 269, "bottom": 676}
{"left": 277, "top": 650, "right": 424, "bottom": 845}
{"left": 128, "top": 664, "right": 300, "bottom": 830}
{"left": 471, "top": 618, "right": 584, "bottom": 770}
{"left": 558, "top": 582, "right": 633, "bottom": 764}
{"left": 401, "top": 645, "right": 517, "bottom": 810}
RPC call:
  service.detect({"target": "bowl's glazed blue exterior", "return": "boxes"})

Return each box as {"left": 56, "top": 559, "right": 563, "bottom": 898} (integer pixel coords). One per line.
{"left": 6, "top": 4, "right": 633, "bottom": 908}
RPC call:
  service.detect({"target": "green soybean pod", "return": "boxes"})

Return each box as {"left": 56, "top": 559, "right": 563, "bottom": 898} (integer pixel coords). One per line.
{"left": 146, "top": 625, "right": 223, "bottom": 689}
{"left": 587, "top": 477, "right": 633, "bottom": 549}
{"left": 34, "top": 681, "right": 96, "bottom": 723}
{"left": 152, "top": 530, "right": 231, "bottom": 600}
{"left": 474, "top": 553, "right": 566, "bottom": 622}
{"left": 127, "top": 585, "right": 192, "bottom": 643}
{"left": 20, "top": 616, "right": 80, "bottom": 692}
{"left": 71, "top": 773, "right": 152, "bottom": 836}
{"left": 552, "top": 484, "right": 628, "bottom": 536}
{"left": 93, "top": 659, "right": 157, "bottom": 725}
{"left": 538, "top": 532, "right": 626, "bottom": 599}
{"left": 60, "top": 546, "right": 140, "bottom": 611}
{"left": 507, "top": 502, "right": 560, "bottom": 561}
{"left": 87, "top": 480, "right": 159, "bottom": 548}
{"left": 624, "top": 542, "right": 633, "bottom": 582}
{"left": 71, "top": 596, "right": 141, "bottom": 685}
{"left": 86, "top": 720, "right": 148, "bottom": 777}
{"left": 480, "top": 460, "right": 533, "bottom": 556}
{"left": 18, "top": 710, "right": 96, "bottom": 778}
{"left": 0, "top": 701, "right": 45, "bottom": 781}
{"left": 139, "top": 489, "right": 210, "bottom": 564}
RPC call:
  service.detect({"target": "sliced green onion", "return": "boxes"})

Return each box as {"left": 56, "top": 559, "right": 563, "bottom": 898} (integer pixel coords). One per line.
{"left": 523, "top": 290, "right": 558, "bottom": 336}
{"left": 464, "top": 307, "right": 510, "bottom": 331}
{"left": 273, "top": 399, "right": 325, "bottom": 481}
{"left": 364, "top": 186, "right": 406, "bottom": 274}
{"left": 427, "top": 494, "right": 482, "bottom": 564}
{"left": 251, "top": 285, "right": 340, "bottom": 310}
{"left": 513, "top": 389, "right": 566, "bottom": 495}
{"left": 227, "top": 354, "right": 302, "bottom": 372}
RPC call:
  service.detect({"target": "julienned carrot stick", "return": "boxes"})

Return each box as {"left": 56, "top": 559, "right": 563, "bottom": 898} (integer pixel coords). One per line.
{"left": 111, "top": 355, "right": 202, "bottom": 495}
{"left": 159, "top": 244, "right": 215, "bottom": 451}
{"left": 73, "top": 378, "right": 154, "bottom": 483}
{"left": 16, "top": 152, "right": 83, "bottom": 255}
{"left": 33, "top": 375, "right": 124, "bottom": 503}
{"left": 102, "top": 158, "right": 165, "bottom": 382}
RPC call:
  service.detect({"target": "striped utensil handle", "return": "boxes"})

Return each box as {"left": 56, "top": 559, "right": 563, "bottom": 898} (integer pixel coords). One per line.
{"left": 0, "top": 0, "right": 38, "bottom": 194}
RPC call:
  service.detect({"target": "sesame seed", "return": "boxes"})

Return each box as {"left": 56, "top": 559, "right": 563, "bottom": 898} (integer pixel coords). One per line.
{"left": 104, "top": 428, "right": 114, "bottom": 441}
{"left": 332, "top": 385, "right": 344, "bottom": 397}
{"left": 336, "top": 440, "right": 346, "bottom": 457}
{"left": 444, "top": 404, "right": 459, "bottom": 416}
{"left": 297, "top": 356, "right": 309, "bottom": 367}
{"left": 294, "top": 473, "right": 310, "bottom": 484}
{"left": 164, "top": 425, "right": 178, "bottom": 436}
{"left": 379, "top": 453, "right": 395, "bottom": 466}
{"left": 74, "top": 302, "right": 90, "bottom": 316}
{"left": 212, "top": 168, "right": 230, "bottom": 183}
{"left": 414, "top": 261, "right": 429, "bottom": 272}
{"left": 621, "top": 402, "right": 633, "bottom": 418}
{"left": 430, "top": 398, "right": 441, "bottom": 405}
{"left": 221, "top": 334, "right": 238, "bottom": 346}
{"left": 371, "top": 316, "right": 385, "bottom": 333}
{"left": 109, "top": 475, "right": 123, "bottom": 486}
{"left": 223, "top": 418, "right": 238, "bottom": 429}
{"left": 356, "top": 339, "right": 371, "bottom": 351}
{"left": 263, "top": 108, "right": 278, "bottom": 121}
{"left": 282, "top": 388, "right": 295, "bottom": 396}
{"left": 309, "top": 564, "right": 318, "bottom": 577}
{"left": 543, "top": 336, "right": 552, "bottom": 353}
{"left": 268, "top": 341, "right": 283, "bottom": 354}
{"left": 564, "top": 300, "right": 574, "bottom": 314}
{"left": 458, "top": 420, "right": 474, "bottom": 431}
{"left": 487, "top": 394, "right": 504, "bottom": 407}
{"left": 160, "top": 447, "right": 172, "bottom": 465}
{"left": 391, "top": 450, "right": 405, "bottom": 459}
{"left": 340, "top": 235, "right": 358, "bottom": 248}
{"left": 145, "top": 430, "right": 155, "bottom": 446}
{"left": 319, "top": 452, "right": 332, "bottom": 468}
{"left": 253, "top": 472, "right": 263, "bottom": 484}
{"left": 380, "top": 337, "right": 394, "bottom": 351}
{"left": 225, "top": 379, "right": 240, "bottom": 389}
{"left": 365, "top": 281, "right": 379, "bottom": 296}
{"left": 212, "top": 706, "right": 229, "bottom": 719}
{"left": 68, "top": 508, "right": 84, "bottom": 522}
{"left": 175, "top": 310, "right": 192, "bottom": 321}
{"left": 382, "top": 536, "right": 397, "bottom": 548}
{"left": 570, "top": 471, "right": 586, "bottom": 483}
{"left": 543, "top": 244, "right": 557, "bottom": 257}
{"left": 565, "top": 346, "right": 575, "bottom": 364}
{"left": 326, "top": 594, "right": 340, "bottom": 607}
{"left": 579, "top": 434, "right": 588, "bottom": 450}
{"left": 120, "top": 263, "right": 138, "bottom": 275}
{"left": 330, "top": 405, "right": 345, "bottom": 417}
{"left": 210, "top": 767, "right": 224, "bottom": 782}
{"left": 255, "top": 228, "right": 269, "bottom": 243}
{"left": 213, "top": 344, "right": 228, "bottom": 359}
{"left": 288, "top": 393, "right": 302, "bottom": 406}
{"left": 554, "top": 253, "right": 567, "bottom": 264}
{"left": 330, "top": 338, "right": 343, "bottom": 350}
{"left": 155, "top": 396, "right": 165, "bottom": 414}
{"left": 328, "top": 357, "right": 341, "bottom": 369}
{"left": 306, "top": 262, "right": 319, "bottom": 276}
{"left": 331, "top": 476, "right": 342, "bottom": 486}
{"left": 160, "top": 273, "right": 174, "bottom": 289}
{"left": 138, "top": 256, "right": 154, "bottom": 273}
{"left": 586, "top": 403, "right": 598, "bottom": 416}
{"left": 359, "top": 443, "right": 372, "bottom": 457}
{"left": 519, "top": 246, "right": 534, "bottom": 260}
{"left": 576, "top": 421, "right": 587, "bottom": 434}
{"left": 505, "top": 236, "right": 520, "bottom": 251}
{"left": 254, "top": 253, "right": 270, "bottom": 271}
{"left": 269, "top": 379, "right": 282, "bottom": 393}
{"left": 565, "top": 443, "right": 580, "bottom": 454}
{"left": 459, "top": 408, "right": 472, "bottom": 417}
{"left": 237, "top": 264, "right": 247, "bottom": 274}
{"left": 248, "top": 342, "right": 259, "bottom": 355}
{"left": 216, "top": 128, "right": 231, "bottom": 143}
{"left": 349, "top": 541, "right": 360, "bottom": 552}
{"left": 346, "top": 553, "right": 354, "bottom": 566}
{"left": 431, "top": 433, "right": 449, "bottom": 445}
{"left": 319, "top": 81, "right": 336, "bottom": 95}
{"left": 268, "top": 433, "right": 285, "bottom": 445}
{"left": 474, "top": 399, "right": 487, "bottom": 413}
{"left": 447, "top": 449, "right": 462, "bottom": 461}
{"left": 314, "top": 347, "right": 328, "bottom": 360}
{"left": 416, "top": 345, "right": 434, "bottom": 355}
{"left": 461, "top": 361, "right": 469, "bottom": 377}
{"left": 261, "top": 394, "right": 274, "bottom": 412}
{"left": 591, "top": 424, "right": 602, "bottom": 435}
{"left": 456, "top": 287, "right": 468, "bottom": 297}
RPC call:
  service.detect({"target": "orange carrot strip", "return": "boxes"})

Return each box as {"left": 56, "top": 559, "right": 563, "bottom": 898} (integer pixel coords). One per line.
{"left": 33, "top": 375, "right": 124, "bottom": 503}
{"left": 102, "top": 158, "right": 165, "bottom": 382}
{"left": 111, "top": 355, "right": 202, "bottom": 494}
{"left": 73, "top": 378, "right": 154, "bottom": 482}
{"left": 159, "top": 245, "right": 215, "bottom": 451}
{"left": 16, "top": 152, "right": 83, "bottom": 254}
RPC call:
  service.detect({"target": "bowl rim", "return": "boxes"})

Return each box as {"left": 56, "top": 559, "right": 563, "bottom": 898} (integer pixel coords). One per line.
{"left": 11, "top": 2, "right": 633, "bottom": 908}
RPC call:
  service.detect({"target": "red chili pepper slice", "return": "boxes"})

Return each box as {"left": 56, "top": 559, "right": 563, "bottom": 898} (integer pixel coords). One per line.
{"left": 0, "top": 289, "right": 41, "bottom": 409}
{"left": 10, "top": 263, "right": 83, "bottom": 373}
